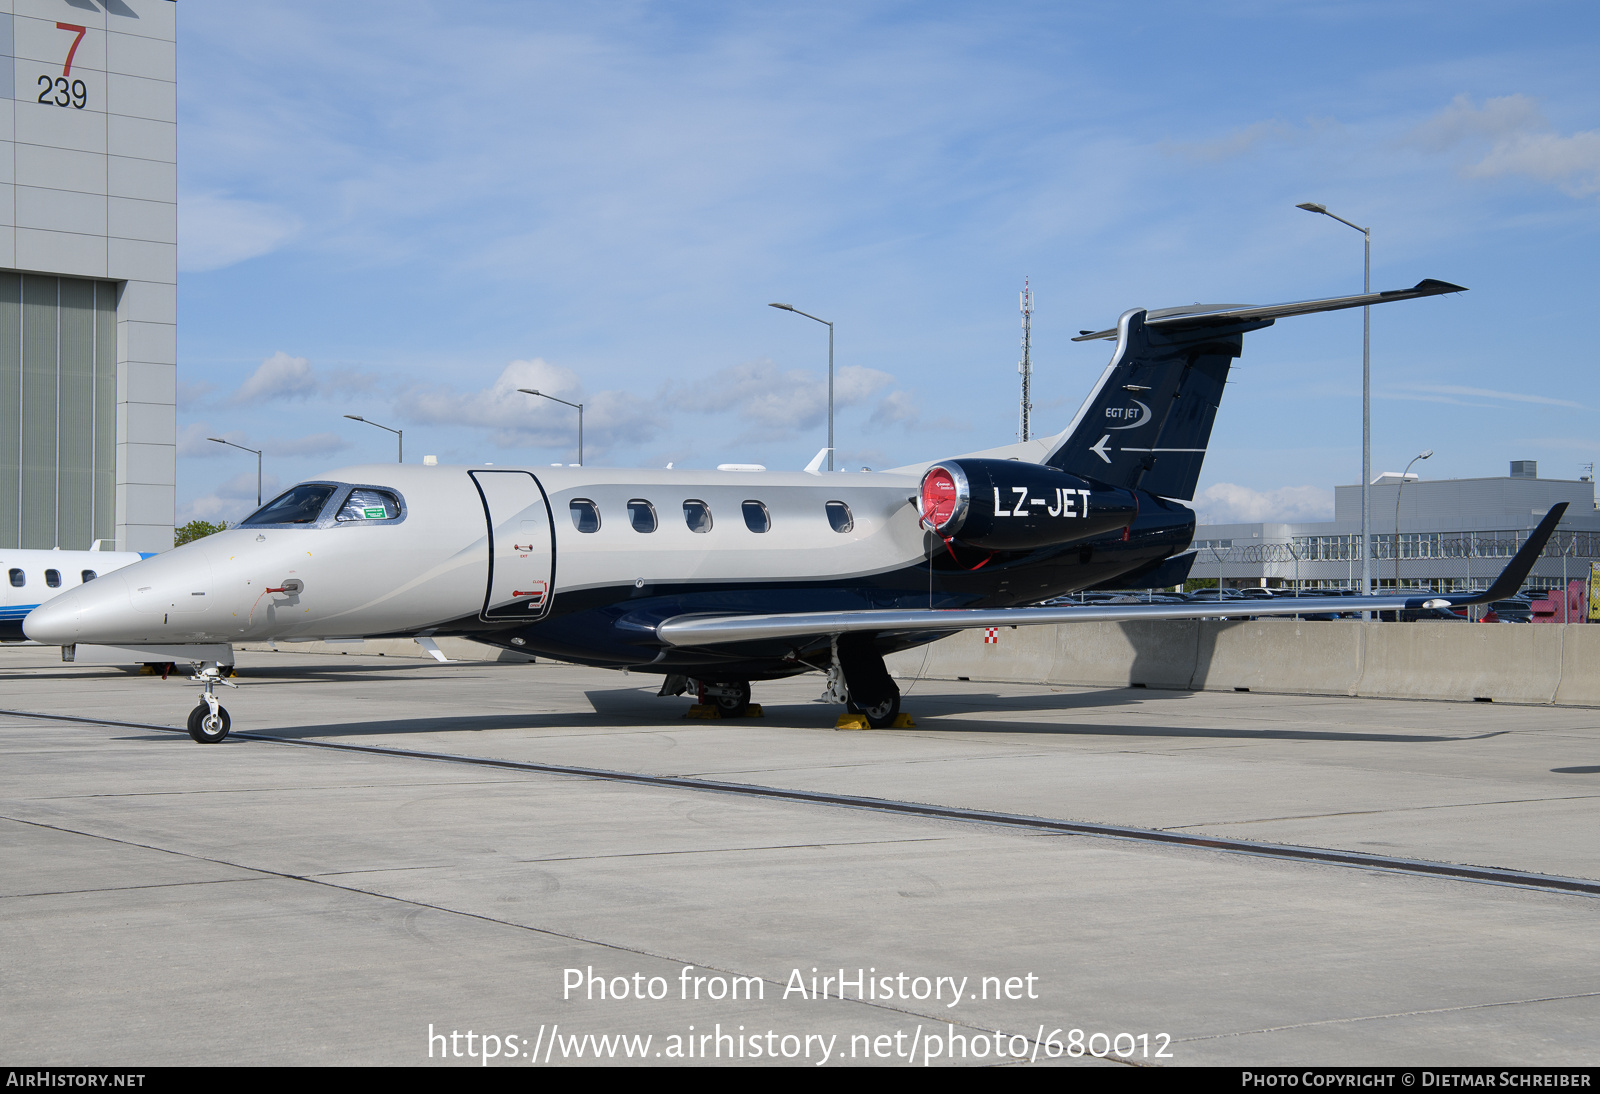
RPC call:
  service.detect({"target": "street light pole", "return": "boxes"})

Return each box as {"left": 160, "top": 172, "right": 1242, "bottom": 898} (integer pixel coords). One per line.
{"left": 207, "top": 437, "right": 263, "bottom": 507}
{"left": 344, "top": 414, "right": 403, "bottom": 463}
{"left": 769, "top": 303, "right": 834, "bottom": 471}
{"left": 1394, "top": 449, "right": 1432, "bottom": 590}
{"left": 1298, "top": 202, "right": 1373, "bottom": 601}
{"left": 518, "top": 389, "right": 583, "bottom": 466}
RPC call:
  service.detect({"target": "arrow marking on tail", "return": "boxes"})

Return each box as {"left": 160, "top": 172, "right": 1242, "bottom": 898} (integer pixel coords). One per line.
{"left": 1090, "top": 435, "right": 1112, "bottom": 463}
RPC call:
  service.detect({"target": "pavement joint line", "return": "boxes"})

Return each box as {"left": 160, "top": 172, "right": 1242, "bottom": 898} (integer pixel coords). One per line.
{"left": 1166, "top": 793, "right": 1600, "bottom": 828}
{"left": 6, "top": 705, "right": 1600, "bottom": 899}
{"left": 0, "top": 812, "right": 1065, "bottom": 1048}
{"left": 1177, "top": 990, "right": 1600, "bottom": 1043}
{"left": 2, "top": 876, "right": 272, "bottom": 900}
{"left": 306, "top": 838, "right": 951, "bottom": 876}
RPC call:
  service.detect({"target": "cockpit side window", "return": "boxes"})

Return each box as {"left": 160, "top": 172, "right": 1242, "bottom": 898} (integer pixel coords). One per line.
{"left": 242, "top": 484, "right": 339, "bottom": 526}
{"left": 81, "top": 570, "right": 97, "bottom": 583}
{"left": 336, "top": 488, "right": 402, "bottom": 522}
{"left": 826, "top": 501, "right": 854, "bottom": 533}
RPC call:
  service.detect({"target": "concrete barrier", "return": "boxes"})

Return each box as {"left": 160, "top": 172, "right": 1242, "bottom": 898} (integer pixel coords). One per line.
{"left": 1191, "top": 618, "right": 1364, "bottom": 695}
{"left": 1052, "top": 620, "right": 1200, "bottom": 689}
{"left": 1555, "top": 625, "right": 1600, "bottom": 706}
{"left": 895, "top": 621, "right": 1600, "bottom": 707}
{"left": 1354, "top": 622, "right": 1563, "bottom": 704}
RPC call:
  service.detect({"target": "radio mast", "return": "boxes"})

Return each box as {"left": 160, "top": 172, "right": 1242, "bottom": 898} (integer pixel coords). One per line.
{"left": 1018, "top": 278, "right": 1034, "bottom": 441}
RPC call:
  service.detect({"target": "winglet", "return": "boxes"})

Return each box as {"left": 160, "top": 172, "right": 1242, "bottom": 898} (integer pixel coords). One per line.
{"left": 1448, "top": 503, "right": 1568, "bottom": 606}
{"left": 804, "top": 448, "right": 831, "bottom": 474}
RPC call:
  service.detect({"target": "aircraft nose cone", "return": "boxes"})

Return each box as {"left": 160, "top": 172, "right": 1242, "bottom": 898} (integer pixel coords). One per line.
{"left": 23, "top": 594, "right": 80, "bottom": 644}
{"left": 23, "top": 572, "right": 134, "bottom": 645}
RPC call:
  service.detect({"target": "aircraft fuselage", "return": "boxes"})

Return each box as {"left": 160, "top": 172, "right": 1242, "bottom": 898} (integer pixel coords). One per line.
{"left": 23, "top": 462, "right": 1193, "bottom": 679}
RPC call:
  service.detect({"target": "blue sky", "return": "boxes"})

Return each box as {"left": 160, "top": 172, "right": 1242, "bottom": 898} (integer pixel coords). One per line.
{"left": 175, "top": 1, "right": 1600, "bottom": 526}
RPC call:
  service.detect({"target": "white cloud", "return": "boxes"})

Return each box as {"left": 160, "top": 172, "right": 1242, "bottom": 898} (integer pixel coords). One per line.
{"left": 235, "top": 352, "right": 317, "bottom": 403}
{"left": 179, "top": 471, "right": 282, "bottom": 525}
{"left": 1194, "top": 483, "right": 1333, "bottom": 526}
{"left": 870, "top": 389, "right": 920, "bottom": 427}
{"left": 398, "top": 358, "right": 658, "bottom": 454}
{"left": 177, "top": 423, "right": 258, "bottom": 458}
{"left": 179, "top": 192, "right": 302, "bottom": 272}
{"left": 1166, "top": 120, "right": 1297, "bottom": 163}
{"left": 1409, "top": 94, "right": 1600, "bottom": 198}
{"left": 269, "top": 432, "right": 350, "bottom": 457}
{"left": 663, "top": 359, "right": 896, "bottom": 441}
{"left": 1384, "top": 383, "right": 1583, "bottom": 410}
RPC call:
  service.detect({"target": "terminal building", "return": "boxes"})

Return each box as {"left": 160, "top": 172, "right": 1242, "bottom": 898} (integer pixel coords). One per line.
{"left": 0, "top": 0, "right": 175, "bottom": 553}
{"left": 1189, "top": 462, "right": 1600, "bottom": 593}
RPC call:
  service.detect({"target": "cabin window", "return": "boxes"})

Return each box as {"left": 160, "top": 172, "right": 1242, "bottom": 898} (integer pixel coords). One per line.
{"left": 826, "top": 501, "right": 854, "bottom": 533}
{"left": 627, "top": 499, "right": 658, "bottom": 533}
{"left": 81, "top": 570, "right": 97, "bottom": 583}
{"left": 8, "top": 569, "right": 23, "bottom": 587}
{"left": 336, "top": 488, "right": 401, "bottom": 522}
{"left": 570, "top": 499, "right": 601, "bottom": 533}
{"left": 243, "top": 484, "right": 338, "bottom": 526}
{"left": 683, "top": 500, "right": 713, "bottom": 533}
{"left": 742, "top": 500, "right": 770, "bottom": 533}
{"left": 45, "top": 569, "right": 60, "bottom": 588}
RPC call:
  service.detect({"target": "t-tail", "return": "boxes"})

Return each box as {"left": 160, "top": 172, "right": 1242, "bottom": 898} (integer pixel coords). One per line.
{"left": 1044, "top": 279, "right": 1466, "bottom": 500}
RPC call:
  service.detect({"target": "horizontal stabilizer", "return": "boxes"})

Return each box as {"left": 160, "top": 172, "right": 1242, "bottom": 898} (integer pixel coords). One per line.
{"left": 1071, "top": 279, "right": 1467, "bottom": 342}
{"left": 654, "top": 506, "right": 1563, "bottom": 648}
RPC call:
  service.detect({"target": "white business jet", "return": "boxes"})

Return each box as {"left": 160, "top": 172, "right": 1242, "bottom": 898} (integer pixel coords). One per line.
{"left": 28, "top": 278, "right": 1555, "bottom": 744}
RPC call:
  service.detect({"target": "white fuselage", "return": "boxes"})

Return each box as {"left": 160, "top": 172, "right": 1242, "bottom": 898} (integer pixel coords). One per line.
{"left": 23, "top": 463, "right": 929, "bottom": 648}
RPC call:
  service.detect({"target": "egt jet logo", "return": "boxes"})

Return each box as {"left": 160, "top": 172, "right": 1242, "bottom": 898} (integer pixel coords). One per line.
{"left": 1104, "top": 400, "right": 1151, "bottom": 429}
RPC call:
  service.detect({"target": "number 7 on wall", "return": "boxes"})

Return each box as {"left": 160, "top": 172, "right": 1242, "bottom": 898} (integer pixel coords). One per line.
{"left": 55, "top": 23, "right": 87, "bottom": 78}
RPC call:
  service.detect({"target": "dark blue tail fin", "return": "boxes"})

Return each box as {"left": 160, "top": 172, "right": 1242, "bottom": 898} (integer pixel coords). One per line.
{"left": 1045, "top": 308, "right": 1264, "bottom": 500}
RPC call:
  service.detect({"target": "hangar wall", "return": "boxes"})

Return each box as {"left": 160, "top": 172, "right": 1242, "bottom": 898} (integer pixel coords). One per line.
{"left": 0, "top": 0, "right": 176, "bottom": 553}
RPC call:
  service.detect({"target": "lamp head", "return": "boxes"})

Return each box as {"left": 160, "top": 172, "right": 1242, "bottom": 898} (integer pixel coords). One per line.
{"left": 207, "top": 437, "right": 226, "bottom": 444}
{"left": 768, "top": 303, "right": 794, "bottom": 311}
{"left": 518, "top": 388, "right": 541, "bottom": 396}
{"left": 1296, "top": 202, "right": 1328, "bottom": 214}
{"left": 344, "top": 414, "right": 364, "bottom": 422}
{"left": 1420, "top": 449, "right": 1434, "bottom": 460}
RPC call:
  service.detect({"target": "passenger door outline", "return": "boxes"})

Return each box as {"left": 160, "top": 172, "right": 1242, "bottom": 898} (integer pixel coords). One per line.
{"left": 469, "top": 469, "right": 556, "bottom": 623}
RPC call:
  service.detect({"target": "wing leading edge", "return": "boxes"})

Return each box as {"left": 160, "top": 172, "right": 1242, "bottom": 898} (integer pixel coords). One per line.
{"left": 654, "top": 504, "right": 1566, "bottom": 649}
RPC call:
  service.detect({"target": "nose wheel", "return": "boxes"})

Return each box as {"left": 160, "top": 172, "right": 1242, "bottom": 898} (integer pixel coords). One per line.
{"left": 185, "top": 661, "right": 238, "bottom": 743}
{"left": 187, "top": 703, "right": 231, "bottom": 744}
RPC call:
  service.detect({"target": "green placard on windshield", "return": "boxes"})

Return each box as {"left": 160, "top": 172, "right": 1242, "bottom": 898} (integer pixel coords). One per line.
{"left": 362, "top": 507, "right": 387, "bottom": 519}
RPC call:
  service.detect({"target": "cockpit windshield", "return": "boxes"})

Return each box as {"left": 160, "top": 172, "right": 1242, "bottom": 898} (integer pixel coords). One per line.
{"left": 241, "top": 484, "right": 338, "bottom": 526}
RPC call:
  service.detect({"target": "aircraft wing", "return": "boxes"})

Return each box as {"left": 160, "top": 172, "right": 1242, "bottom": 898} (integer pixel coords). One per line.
{"left": 656, "top": 504, "right": 1565, "bottom": 649}
{"left": 1070, "top": 279, "right": 1467, "bottom": 342}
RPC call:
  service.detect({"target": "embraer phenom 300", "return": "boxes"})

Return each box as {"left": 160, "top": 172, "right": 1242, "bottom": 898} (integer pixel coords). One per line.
{"left": 27, "top": 278, "right": 1562, "bottom": 744}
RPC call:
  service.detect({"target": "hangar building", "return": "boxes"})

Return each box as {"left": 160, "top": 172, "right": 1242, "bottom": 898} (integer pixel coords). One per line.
{"left": 1189, "top": 462, "right": 1600, "bottom": 593}
{"left": 0, "top": 0, "right": 174, "bottom": 553}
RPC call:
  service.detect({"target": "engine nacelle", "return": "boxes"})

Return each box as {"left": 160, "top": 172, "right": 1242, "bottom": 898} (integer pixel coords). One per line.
{"left": 919, "top": 458, "right": 1136, "bottom": 550}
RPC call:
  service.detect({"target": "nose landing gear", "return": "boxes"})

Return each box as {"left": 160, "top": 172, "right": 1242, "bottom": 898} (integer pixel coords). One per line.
{"left": 185, "top": 661, "right": 237, "bottom": 743}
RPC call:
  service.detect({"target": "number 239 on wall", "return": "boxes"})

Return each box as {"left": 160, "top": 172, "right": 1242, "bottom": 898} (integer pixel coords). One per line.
{"left": 36, "top": 22, "right": 88, "bottom": 110}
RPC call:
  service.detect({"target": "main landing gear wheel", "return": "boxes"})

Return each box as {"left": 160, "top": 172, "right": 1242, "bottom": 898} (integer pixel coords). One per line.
{"left": 849, "top": 688, "right": 901, "bottom": 729}
{"left": 187, "top": 703, "right": 230, "bottom": 744}
{"left": 711, "top": 680, "right": 752, "bottom": 718}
